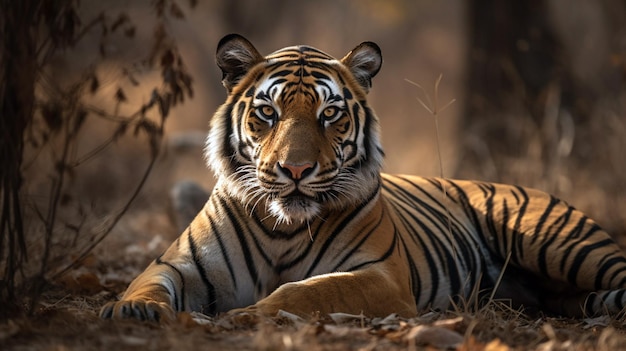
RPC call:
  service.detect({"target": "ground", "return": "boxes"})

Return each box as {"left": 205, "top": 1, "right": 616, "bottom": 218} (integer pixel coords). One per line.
{"left": 3, "top": 203, "right": 626, "bottom": 351}
{"left": 4, "top": 285, "right": 626, "bottom": 350}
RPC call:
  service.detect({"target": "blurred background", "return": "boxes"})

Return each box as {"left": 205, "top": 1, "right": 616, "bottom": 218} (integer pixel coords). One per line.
{"left": 1, "top": 0, "right": 625, "bottom": 310}
{"left": 93, "top": 0, "right": 625, "bottom": 232}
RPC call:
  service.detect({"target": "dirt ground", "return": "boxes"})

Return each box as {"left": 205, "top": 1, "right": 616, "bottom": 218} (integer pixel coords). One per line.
{"left": 2, "top": 201, "right": 626, "bottom": 351}
{"left": 4, "top": 282, "right": 626, "bottom": 350}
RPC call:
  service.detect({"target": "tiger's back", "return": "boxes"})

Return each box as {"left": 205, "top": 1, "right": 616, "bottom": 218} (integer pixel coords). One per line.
{"left": 382, "top": 174, "right": 626, "bottom": 315}
{"left": 100, "top": 34, "right": 626, "bottom": 322}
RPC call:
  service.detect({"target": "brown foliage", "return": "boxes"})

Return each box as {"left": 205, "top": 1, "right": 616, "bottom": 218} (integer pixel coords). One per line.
{"left": 0, "top": 0, "right": 194, "bottom": 319}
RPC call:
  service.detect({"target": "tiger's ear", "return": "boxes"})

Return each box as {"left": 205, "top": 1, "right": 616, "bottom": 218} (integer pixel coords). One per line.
{"left": 341, "top": 42, "right": 382, "bottom": 93}
{"left": 216, "top": 34, "right": 264, "bottom": 92}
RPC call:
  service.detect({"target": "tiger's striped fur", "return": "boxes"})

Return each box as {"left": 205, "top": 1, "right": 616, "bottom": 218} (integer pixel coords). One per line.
{"left": 100, "top": 34, "right": 626, "bottom": 322}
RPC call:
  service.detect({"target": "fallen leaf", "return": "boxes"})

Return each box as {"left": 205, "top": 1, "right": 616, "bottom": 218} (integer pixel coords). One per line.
{"left": 483, "top": 339, "right": 512, "bottom": 351}
{"left": 177, "top": 311, "right": 199, "bottom": 328}
{"left": 405, "top": 325, "right": 464, "bottom": 349}
{"left": 323, "top": 324, "right": 369, "bottom": 338}
{"left": 328, "top": 312, "right": 367, "bottom": 324}
{"left": 277, "top": 309, "right": 305, "bottom": 324}
{"left": 190, "top": 311, "right": 213, "bottom": 326}
{"left": 433, "top": 316, "right": 465, "bottom": 330}
{"left": 57, "top": 269, "right": 104, "bottom": 295}
{"left": 119, "top": 335, "right": 148, "bottom": 346}
{"left": 457, "top": 335, "right": 486, "bottom": 351}
{"left": 372, "top": 313, "right": 401, "bottom": 326}
{"left": 223, "top": 311, "right": 260, "bottom": 328}
{"left": 583, "top": 315, "right": 610, "bottom": 329}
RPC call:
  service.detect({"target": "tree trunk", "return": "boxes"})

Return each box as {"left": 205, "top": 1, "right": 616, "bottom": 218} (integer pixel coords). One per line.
{"left": 0, "top": 0, "right": 38, "bottom": 315}
{"left": 456, "top": 0, "right": 579, "bottom": 184}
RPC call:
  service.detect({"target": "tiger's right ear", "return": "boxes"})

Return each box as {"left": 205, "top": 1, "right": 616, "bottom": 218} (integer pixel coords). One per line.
{"left": 216, "top": 34, "right": 264, "bottom": 92}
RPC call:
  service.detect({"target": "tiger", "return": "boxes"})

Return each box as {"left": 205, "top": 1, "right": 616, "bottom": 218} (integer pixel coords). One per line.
{"left": 100, "top": 33, "right": 626, "bottom": 322}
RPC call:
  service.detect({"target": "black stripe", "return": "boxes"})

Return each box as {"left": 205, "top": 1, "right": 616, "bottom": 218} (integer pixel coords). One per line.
{"left": 156, "top": 253, "right": 185, "bottom": 312}
{"left": 217, "top": 196, "right": 260, "bottom": 287}
{"left": 423, "top": 178, "right": 460, "bottom": 205}
{"left": 567, "top": 238, "right": 615, "bottom": 287}
{"left": 269, "top": 69, "right": 293, "bottom": 78}
{"left": 221, "top": 103, "right": 237, "bottom": 171}
{"left": 484, "top": 185, "right": 505, "bottom": 256}
{"left": 347, "top": 226, "right": 398, "bottom": 271}
{"left": 387, "top": 178, "right": 469, "bottom": 238}
{"left": 595, "top": 257, "right": 626, "bottom": 288}
{"left": 274, "top": 235, "right": 317, "bottom": 274}
{"left": 206, "top": 210, "right": 237, "bottom": 289}
{"left": 384, "top": 180, "right": 476, "bottom": 273}
{"left": 559, "top": 221, "right": 599, "bottom": 273}
{"left": 399, "top": 234, "right": 421, "bottom": 306}
{"left": 245, "top": 86, "right": 255, "bottom": 97}
{"left": 348, "top": 103, "right": 361, "bottom": 164}
{"left": 362, "top": 104, "right": 376, "bottom": 162}
{"left": 529, "top": 195, "right": 560, "bottom": 245}
{"left": 332, "top": 204, "right": 386, "bottom": 271}
{"left": 254, "top": 212, "right": 309, "bottom": 239}
{"left": 305, "top": 186, "right": 380, "bottom": 277}
{"left": 510, "top": 186, "right": 529, "bottom": 262}
{"left": 537, "top": 208, "right": 572, "bottom": 278}
{"left": 498, "top": 197, "right": 514, "bottom": 264}
{"left": 384, "top": 186, "right": 466, "bottom": 286}
{"left": 235, "top": 101, "right": 252, "bottom": 162}
{"left": 445, "top": 181, "right": 488, "bottom": 251}
{"left": 585, "top": 293, "right": 598, "bottom": 316}
{"left": 557, "top": 217, "right": 591, "bottom": 249}
{"left": 615, "top": 289, "right": 625, "bottom": 311}
{"left": 187, "top": 228, "right": 217, "bottom": 315}
{"left": 385, "top": 198, "right": 442, "bottom": 303}
{"left": 384, "top": 179, "right": 478, "bottom": 277}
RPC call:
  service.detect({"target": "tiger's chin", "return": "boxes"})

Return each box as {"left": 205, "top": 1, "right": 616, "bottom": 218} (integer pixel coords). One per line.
{"left": 268, "top": 196, "right": 321, "bottom": 225}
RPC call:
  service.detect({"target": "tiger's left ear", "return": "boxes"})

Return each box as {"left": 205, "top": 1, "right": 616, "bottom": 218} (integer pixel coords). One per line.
{"left": 341, "top": 42, "right": 382, "bottom": 93}
{"left": 216, "top": 34, "right": 264, "bottom": 92}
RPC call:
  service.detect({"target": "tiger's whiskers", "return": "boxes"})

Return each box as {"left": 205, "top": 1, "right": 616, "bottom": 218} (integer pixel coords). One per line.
{"left": 306, "top": 220, "right": 313, "bottom": 242}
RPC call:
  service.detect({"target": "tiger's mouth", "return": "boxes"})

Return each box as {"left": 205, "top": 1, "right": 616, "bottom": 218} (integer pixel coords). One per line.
{"left": 268, "top": 190, "right": 321, "bottom": 224}
{"left": 282, "top": 189, "right": 314, "bottom": 200}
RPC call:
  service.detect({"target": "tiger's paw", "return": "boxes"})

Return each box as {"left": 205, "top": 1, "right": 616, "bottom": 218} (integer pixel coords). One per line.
{"left": 99, "top": 299, "right": 175, "bottom": 323}
{"left": 223, "top": 306, "right": 263, "bottom": 326}
{"left": 229, "top": 300, "right": 282, "bottom": 317}
{"left": 225, "top": 301, "right": 286, "bottom": 324}
{"left": 225, "top": 303, "right": 304, "bottom": 326}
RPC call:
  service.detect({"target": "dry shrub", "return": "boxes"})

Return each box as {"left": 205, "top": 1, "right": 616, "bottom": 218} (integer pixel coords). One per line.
{"left": 0, "top": 0, "right": 195, "bottom": 318}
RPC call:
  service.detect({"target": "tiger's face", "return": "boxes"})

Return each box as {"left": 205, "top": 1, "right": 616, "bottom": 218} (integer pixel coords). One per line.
{"left": 206, "top": 34, "right": 384, "bottom": 225}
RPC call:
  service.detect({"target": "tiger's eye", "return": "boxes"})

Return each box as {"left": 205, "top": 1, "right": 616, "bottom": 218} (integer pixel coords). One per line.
{"left": 261, "top": 105, "right": 275, "bottom": 117}
{"left": 322, "top": 107, "right": 339, "bottom": 121}
{"left": 323, "top": 107, "right": 334, "bottom": 118}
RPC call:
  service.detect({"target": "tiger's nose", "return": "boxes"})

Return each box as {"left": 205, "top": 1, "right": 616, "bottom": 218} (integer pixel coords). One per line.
{"left": 277, "top": 162, "right": 315, "bottom": 180}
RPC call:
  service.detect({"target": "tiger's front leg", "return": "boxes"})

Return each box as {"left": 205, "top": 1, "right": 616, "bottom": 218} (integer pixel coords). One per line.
{"left": 100, "top": 215, "right": 242, "bottom": 322}
{"left": 99, "top": 260, "right": 178, "bottom": 322}
{"left": 234, "top": 267, "right": 417, "bottom": 318}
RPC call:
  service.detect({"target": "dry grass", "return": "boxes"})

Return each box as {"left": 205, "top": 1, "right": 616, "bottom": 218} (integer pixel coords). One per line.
{"left": 3, "top": 281, "right": 626, "bottom": 351}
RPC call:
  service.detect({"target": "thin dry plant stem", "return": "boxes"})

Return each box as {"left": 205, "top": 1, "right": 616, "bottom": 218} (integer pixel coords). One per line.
{"left": 405, "top": 75, "right": 456, "bottom": 177}
{"left": 405, "top": 75, "right": 457, "bottom": 258}
{"left": 486, "top": 250, "right": 512, "bottom": 307}
{"left": 51, "top": 137, "right": 160, "bottom": 281}
{"left": 31, "top": 109, "right": 73, "bottom": 308}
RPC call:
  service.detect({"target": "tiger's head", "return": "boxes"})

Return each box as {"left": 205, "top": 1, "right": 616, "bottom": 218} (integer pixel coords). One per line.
{"left": 205, "top": 34, "right": 384, "bottom": 225}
